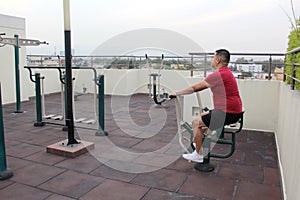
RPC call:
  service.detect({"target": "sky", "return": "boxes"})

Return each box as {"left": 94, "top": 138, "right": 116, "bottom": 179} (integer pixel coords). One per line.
{"left": 0, "top": 0, "right": 299, "bottom": 55}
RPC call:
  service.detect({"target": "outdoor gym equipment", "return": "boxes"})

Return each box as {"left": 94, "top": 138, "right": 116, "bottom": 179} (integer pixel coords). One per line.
{"left": 41, "top": 75, "right": 66, "bottom": 120}
{"left": 172, "top": 92, "right": 244, "bottom": 172}
{"left": 0, "top": 33, "right": 48, "bottom": 113}
{"left": 41, "top": 75, "right": 94, "bottom": 123}
{"left": 0, "top": 82, "right": 14, "bottom": 180}
{"left": 72, "top": 78, "right": 97, "bottom": 124}
{"left": 24, "top": 66, "right": 108, "bottom": 136}
{"left": 146, "top": 54, "right": 169, "bottom": 105}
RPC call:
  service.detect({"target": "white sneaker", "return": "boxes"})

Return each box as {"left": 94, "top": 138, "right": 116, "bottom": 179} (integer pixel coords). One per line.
{"left": 182, "top": 150, "right": 204, "bottom": 163}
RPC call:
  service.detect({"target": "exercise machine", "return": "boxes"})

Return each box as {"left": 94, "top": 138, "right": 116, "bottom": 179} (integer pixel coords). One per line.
{"left": 146, "top": 54, "right": 169, "bottom": 105}
{"left": 24, "top": 66, "right": 108, "bottom": 136}
{"left": 173, "top": 92, "right": 244, "bottom": 172}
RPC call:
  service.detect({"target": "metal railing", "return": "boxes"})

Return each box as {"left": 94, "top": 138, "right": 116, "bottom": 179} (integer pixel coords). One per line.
{"left": 27, "top": 53, "right": 286, "bottom": 80}
{"left": 26, "top": 55, "right": 192, "bottom": 70}
{"left": 189, "top": 52, "right": 285, "bottom": 79}
{"left": 284, "top": 46, "right": 300, "bottom": 90}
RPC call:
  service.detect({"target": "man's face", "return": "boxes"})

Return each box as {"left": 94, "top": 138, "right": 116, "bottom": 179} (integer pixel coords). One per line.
{"left": 211, "top": 53, "right": 219, "bottom": 69}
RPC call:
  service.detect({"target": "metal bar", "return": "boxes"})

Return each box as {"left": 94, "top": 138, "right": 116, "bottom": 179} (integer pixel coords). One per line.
{"left": 284, "top": 74, "right": 300, "bottom": 83}
{"left": 204, "top": 54, "right": 207, "bottom": 78}
{"left": 0, "top": 83, "right": 8, "bottom": 171}
{"left": 24, "top": 66, "right": 98, "bottom": 85}
{"left": 291, "top": 54, "right": 296, "bottom": 90}
{"left": 99, "top": 75, "right": 104, "bottom": 132}
{"left": 182, "top": 122, "right": 194, "bottom": 135}
{"left": 64, "top": 30, "right": 77, "bottom": 145}
{"left": 34, "top": 73, "right": 44, "bottom": 127}
{"left": 96, "top": 75, "right": 108, "bottom": 136}
{"left": 189, "top": 52, "right": 285, "bottom": 56}
{"left": 190, "top": 55, "right": 194, "bottom": 77}
{"left": 25, "top": 68, "right": 36, "bottom": 83}
{"left": 14, "top": 35, "right": 22, "bottom": 113}
{"left": 268, "top": 56, "right": 272, "bottom": 80}
{"left": 151, "top": 73, "right": 166, "bottom": 105}
{"left": 64, "top": 0, "right": 77, "bottom": 145}
{"left": 18, "top": 38, "right": 48, "bottom": 46}
{"left": 203, "top": 135, "right": 211, "bottom": 163}
{"left": 210, "top": 133, "right": 236, "bottom": 159}
{"left": 43, "top": 121, "right": 105, "bottom": 132}
{"left": 286, "top": 46, "right": 300, "bottom": 54}
{"left": 0, "top": 82, "right": 14, "bottom": 180}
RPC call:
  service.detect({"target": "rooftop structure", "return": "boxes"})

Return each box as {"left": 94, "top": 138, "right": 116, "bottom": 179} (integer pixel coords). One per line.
{"left": 1, "top": 13, "right": 300, "bottom": 200}
{"left": 0, "top": 94, "right": 283, "bottom": 199}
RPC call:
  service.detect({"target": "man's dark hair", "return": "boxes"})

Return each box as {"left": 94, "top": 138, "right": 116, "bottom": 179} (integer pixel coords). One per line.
{"left": 215, "top": 49, "right": 230, "bottom": 65}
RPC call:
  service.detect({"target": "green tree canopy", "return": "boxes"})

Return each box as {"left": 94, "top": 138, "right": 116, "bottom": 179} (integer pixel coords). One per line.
{"left": 285, "top": 18, "right": 300, "bottom": 90}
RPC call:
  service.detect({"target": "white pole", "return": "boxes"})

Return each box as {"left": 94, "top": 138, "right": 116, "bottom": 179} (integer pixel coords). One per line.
{"left": 63, "top": 0, "right": 71, "bottom": 31}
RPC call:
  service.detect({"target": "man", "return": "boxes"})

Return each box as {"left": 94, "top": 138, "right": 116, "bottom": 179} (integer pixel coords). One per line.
{"left": 169, "top": 49, "right": 243, "bottom": 162}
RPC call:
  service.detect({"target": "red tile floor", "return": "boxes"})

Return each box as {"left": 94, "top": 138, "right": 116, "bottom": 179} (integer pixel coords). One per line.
{"left": 0, "top": 94, "right": 283, "bottom": 199}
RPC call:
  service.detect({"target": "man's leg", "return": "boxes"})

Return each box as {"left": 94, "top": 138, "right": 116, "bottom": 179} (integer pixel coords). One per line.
{"left": 192, "top": 111, "right": 209, "bottom": 154}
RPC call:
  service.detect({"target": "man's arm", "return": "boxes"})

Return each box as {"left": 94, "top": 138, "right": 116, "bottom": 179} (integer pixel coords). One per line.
{"left": 170, "top": 80, "right": 209, "bottom": 98}
{"left": 191, "top": 80, "right": 209, "bottom": 93}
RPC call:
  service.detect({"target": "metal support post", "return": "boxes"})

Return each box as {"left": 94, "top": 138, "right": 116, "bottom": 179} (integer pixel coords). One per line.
{"left": 268, "top": 56, "right": 272, "bottom": 80}
{"left": 0, "top": 33, "right": 48, "bottom": 114}
{"left": 34, "top": 73, "right": 44, "bottom": 127}
{"left": 0, "top": 83, "right": 14, "bottom": 180}
{"left": 64, "top": 0, "right": 78, "bottom": 145}
{"left": 96, "top": 75, "right": 108, "bottom": 136}
{"left": 190, "top": 55, "right": 194, "bottom": 77}
{"left": 194, "top": 136, "right": 215, "bottom": 172}
{"left": 291, "top": 54, "right": 296, "bottom": 90}
{"left": 204, "top": 54, "right": 207, "bottom": 78}
{"left": 14, "top": 35, "right": 22, "bottom": 113}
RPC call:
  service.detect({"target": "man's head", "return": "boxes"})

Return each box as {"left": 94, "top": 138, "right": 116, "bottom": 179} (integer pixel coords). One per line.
{"left": 211, "top": 49, "right": 230, "bottom": 69}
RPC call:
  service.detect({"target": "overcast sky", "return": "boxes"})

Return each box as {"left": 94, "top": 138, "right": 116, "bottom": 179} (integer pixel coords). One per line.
{"left": 0, "top": 0, "right": 299, "bottom": 55}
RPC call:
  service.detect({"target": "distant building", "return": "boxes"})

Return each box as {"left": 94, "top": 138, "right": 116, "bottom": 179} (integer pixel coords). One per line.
{"left": 229, "top": 63, "right": 263, "bottom": 79}
{"left": 236, "top": 63, "right": 262, "bottom": 73}
{"left": 275, "top": 67, "right": 284, "bottom": 81}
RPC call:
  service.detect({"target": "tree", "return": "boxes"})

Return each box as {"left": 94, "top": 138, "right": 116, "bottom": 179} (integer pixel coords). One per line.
{"left": 283, "top": 0, "right": 300, "bottom": 89}
{"left": 285, "top": 18, "right": 300, "bottom": 90}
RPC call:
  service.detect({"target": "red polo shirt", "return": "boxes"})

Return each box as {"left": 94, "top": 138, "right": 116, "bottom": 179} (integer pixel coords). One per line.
{"left": 204, "top": 66, "right": 242, "bottom": 113}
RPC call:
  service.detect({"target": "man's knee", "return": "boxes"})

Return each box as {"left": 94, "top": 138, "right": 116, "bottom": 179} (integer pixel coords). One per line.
{"left": 192, "top": 117, "right": 206, "bottom": 128}
{"left": 192, "top": 118, "right": 200, "bottom": 127}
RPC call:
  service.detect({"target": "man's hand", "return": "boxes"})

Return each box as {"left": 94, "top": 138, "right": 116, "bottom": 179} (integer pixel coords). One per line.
{"left": 169, "top": 92, "right": 177, "bottom": 99}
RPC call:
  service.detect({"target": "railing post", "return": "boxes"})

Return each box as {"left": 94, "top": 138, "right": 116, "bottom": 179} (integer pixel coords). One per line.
{"left": 291, "top": 53, "right": 296, "bottom": 90}
{"left": 268, "top": 55, "right": 272, "bottom": 80}
{"left": 96, "top": 75, "right": 108, "bottom": 136}
{"left": 0, "top": 82, "right": 14, "bottom": 180}
{"left": 190, "top": 55, "right": 194, "bottom": 77}
{"left": 204, "top": 54, "right": 207, "bottom": 78}
{"left": 283, "top": 55, "right": 287, "bottom": 82}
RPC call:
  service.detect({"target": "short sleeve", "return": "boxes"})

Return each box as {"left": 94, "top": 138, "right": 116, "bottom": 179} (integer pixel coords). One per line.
{"left": 204, "top": 71, "right": 221, "bottom": 88}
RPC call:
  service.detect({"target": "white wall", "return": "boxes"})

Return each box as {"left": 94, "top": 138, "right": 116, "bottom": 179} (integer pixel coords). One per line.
{"left": 0, "top": 14, "right": 31, "bottom": 104}
{"left": 238, "top": 80, "right": 280, "bottom": 131}
{"left": 182, "top": 78, "right": 281, "bottom": 132}
{"left": 276, "top": 83, "right": 300, "bottom": 200}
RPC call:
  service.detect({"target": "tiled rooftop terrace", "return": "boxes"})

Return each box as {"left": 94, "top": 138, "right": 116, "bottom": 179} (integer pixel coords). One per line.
{"left": 0, "top": 93, "right": 283, "bottom": 199}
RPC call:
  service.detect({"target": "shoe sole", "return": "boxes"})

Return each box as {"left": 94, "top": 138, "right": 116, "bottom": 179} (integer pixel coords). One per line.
{"left": 182, "top": 155, "right": 203, "bottom": 163}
